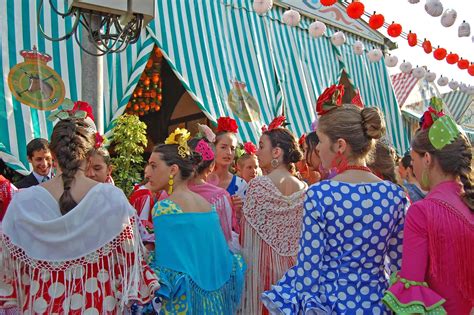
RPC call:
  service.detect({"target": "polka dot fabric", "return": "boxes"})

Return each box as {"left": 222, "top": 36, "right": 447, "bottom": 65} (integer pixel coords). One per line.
{"left": 262, "top": 180, "right": 408, "bottom": 314}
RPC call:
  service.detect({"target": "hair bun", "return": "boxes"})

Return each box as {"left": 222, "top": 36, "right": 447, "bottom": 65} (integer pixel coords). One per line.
{"left": 287, "top": 148, "right": 303, "bottom": 164}
{"left": 190, "top": 151, "right": 203, "bottom": 166}
{"left": 360, "top": 107, "right": 385, "bottom": 140}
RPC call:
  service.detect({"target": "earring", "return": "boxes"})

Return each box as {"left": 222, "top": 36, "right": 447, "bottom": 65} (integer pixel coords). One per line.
{"left": 330, "top": 152, "right": 348, "bottom": 174}
{"left": 271, "top": 158, "right": 279, "bottom": 168}
{"left": 168, "top": 174, "right": 174, "bottom": 195}
{"left": 421, "top": 169, "right": 430, "bottom": 188}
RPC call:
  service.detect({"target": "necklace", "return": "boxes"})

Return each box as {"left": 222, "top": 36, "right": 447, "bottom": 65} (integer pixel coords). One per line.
{"left": 337, "top": 165, "right": 373, "bottom": 174}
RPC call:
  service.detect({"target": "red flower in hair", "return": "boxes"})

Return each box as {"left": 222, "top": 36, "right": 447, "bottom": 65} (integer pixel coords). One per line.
{"left": 216, "top": 117, "right": 238, "bottom": 133}
{"left": 421, "top": 106, "right": 444, "bottom": 130}
{"left": 316, "top": 85, "right": 345, "bottom": 115}
{"left": 243, "top": 142, "right": 257, "bottom": 155}
{"left": 298, "top": 134, "right": 306, "bottom": 147}
{"left": 268, "top": 115, "right": 286, "bottom": 130}
{"left": 72, "top": 101, "right": 95, "bottom": 121}
{"left": 95, "top": 132, "right": 104, "bottom": 148}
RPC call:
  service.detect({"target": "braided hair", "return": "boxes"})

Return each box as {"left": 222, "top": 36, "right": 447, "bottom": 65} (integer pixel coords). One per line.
{"left": 49, "top": 119, "right": 95, "bottom": 215}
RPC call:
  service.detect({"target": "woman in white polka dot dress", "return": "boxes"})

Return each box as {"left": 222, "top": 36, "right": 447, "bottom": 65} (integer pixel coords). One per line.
{"left": 262, "top": 102, "right": 408, "bottom": 314}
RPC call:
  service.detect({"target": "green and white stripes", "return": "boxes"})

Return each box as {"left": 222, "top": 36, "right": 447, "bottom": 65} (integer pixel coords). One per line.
{"left": 442, "top": 91, "right": 473, "bottom": 123}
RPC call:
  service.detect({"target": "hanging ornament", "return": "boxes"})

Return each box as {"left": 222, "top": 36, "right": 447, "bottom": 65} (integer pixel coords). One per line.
{"left": 387, "top": 22, "right": 402, "bottom": 37}
{"left": 459, "top": 83, "right": 469, "bottom": 93}
{"left": 425, "top": 0, "right": 444, "bottom": 17}
{"left": 458, "top": 21, "right": 471, "bottom": 37}
{"left": 308, "top": 21, "right": 327, "bottom": 38}
{"left": 437, "top": 76, "right": 449, "bottom": 86}
{"left": 448, "top": 80, "right": 459, "bottom": 90}
{"left": 282, "top": 9, "right": 301, "bottom": 27}
{"left": 468, "top": 86, "right": 474, "bottom": 95}
{"left": 446, "top": 53, "right": 459, "bottom": 65}
{"left": 408, "top": 0, "right": 420, "bottom": 3}
{"left": 440, "top": 9, "right": 457, "bottom": 27}
{"left": 367, "top": 48, "right": 383, "bottom": 62}
{"left": 407, "top": 32, "right": 418, "bottom": 47}
{"left": 353, "top": 41, "right": 365, "bottom": 55}
{"left": 458, "top": 59, "right": 469, "bottom": 70}
{"left": 433, "top": 47, "right": 447, "bottom": 60}
{"left": 384, "top": 55, "right": 399, "bottom": 67}
{"left": 468, "top": 63, "right": 474, "bottom": 76}
{"left": 369, "top": 13, "right": 385, "bottom": 30}
{"left": 253, "top": 0, "right": 273, "bottom": 15}
{"left": 400, "top": 61, "right": 413, "bottom": 73}
{"left": 347, "top": 1, "right": 365, "bottom": 19}
{"left": 331, "top": 31, "right": 346, "bottom": 46}
{"left": 412, "top": 66, "right": 426, "bottom": 79}
{"left": 422, "top": 39, "right": 433, "bottom": 53}
{"left": 320, "top": 0, "right": 337, "bottom": 6}
{"left": 425, "top": 71, "right": 437, "bottom": 82}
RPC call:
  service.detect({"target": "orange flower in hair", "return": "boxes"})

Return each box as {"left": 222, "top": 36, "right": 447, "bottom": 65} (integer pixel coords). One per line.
{"left": 316, "top": 84, "right": 345, "bottom": 115}
{"left": 216, "top": 117, "right": 238, "bottom": 133}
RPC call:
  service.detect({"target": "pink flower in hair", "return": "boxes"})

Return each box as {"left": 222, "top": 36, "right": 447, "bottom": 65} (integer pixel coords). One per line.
{"left": 195, "top": 139, "right": 214, "bottom": 161}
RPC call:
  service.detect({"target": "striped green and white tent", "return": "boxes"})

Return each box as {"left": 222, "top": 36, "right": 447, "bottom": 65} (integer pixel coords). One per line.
{"left": 1, "top": 0, "right": 409, "bottom": 174}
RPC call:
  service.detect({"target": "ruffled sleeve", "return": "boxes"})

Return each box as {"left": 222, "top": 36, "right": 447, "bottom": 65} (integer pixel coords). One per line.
{"left": 382, "top": 274, "right": 446, "bottom": 314}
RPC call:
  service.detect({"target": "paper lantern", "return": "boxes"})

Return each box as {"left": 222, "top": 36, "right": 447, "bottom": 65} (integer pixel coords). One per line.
{"left": 458, "top": 21, "right": 471, "bottom": 37}
{"left": 331, "top": 31, "right": 346, "bottom": 46}
{"left": 412, "top": 66, "right": 426, "bottom": 79}
{"left": 408, "top": 0, "right": 420, "bottom": 3}
{"left": 468, "top": 64, "right": 474, "bottom": 76}
{"left": 369, "top": 13, "right": 385, "bottom": 30}
{"left": 448, "top": 80, "right": 459, "bottom": 90}
{"left": 387, "top": 22, "right": 402, "bottom": 37}
{"left": 459, "top": 83, "right": 468, "bottom": 92}
{"left": 433, "top": 47, "right": 447, "bottom": 60}
{"left": 437, "top": 76, "right": 449, "bottom": 86}
{"left": 282, "top": 9, "right": 301, "bottom": 27}
{"left": 407, "top": 32, "right": 418, "bottom": 47}
{"left": 446, "top": 53, "right": 459, "bottom": 65}
{"left": 425, "top": 0, "right": 443, "bottom": 17}
{"left": 253, "top": 0, "right": 273, "bottom": 15}
{"left": 347, "top": 1, "right": 365, "bottom": 19}
{"left": 320, "top": 0, "right": 337, "bottom": 6}
{"left": 384, "top": 55, "right": 398, "bottom": 67}
{"left": 458, "top": 59, "right": 469, "bottom": 70}
{"left": 468, "top": 86, "right": 474, "bottom": 95}
{"left": 308, "top": 21, "right": 327, "bottom": 38}
{"left": 441, "top": 9, "right": 457, "bottom": 27}
{"left": 425, "top": 71, "right": 437, "bottom": 82}
{"left": 422, "top": 39, "right": 433, "bottom": 54}
{"left": 400, "top": 61, "right": 413, "bottom": 73}
{"left": 367, "top": 48, "right": 383, "bottom": 62}
{"left": 353, "top": 41, "right": 365, "bottom": 55}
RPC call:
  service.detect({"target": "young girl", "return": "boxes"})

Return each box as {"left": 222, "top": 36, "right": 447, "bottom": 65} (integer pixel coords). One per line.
{"left": 86, "top": 146, "right": 114, "bottom": 184}
{"left": 236, "top": 142, "right": 259, "bottom": 183}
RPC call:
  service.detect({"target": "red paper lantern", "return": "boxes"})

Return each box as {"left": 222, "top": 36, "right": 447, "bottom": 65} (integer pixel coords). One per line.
{"left": 320, "top": 0, "right": 337, "bottom": 6}
{"left": 369, "top": 13, "right": 385, "bottom": 30}
{"left": 347, "top": 1, "right": 365, "bottom": 19}
{"left": 407, "top": 32, "right": 417, "bottom": 47}
{"left": 468, "top": 64, "right": 474, "bottom": 76}
{"left": 433, "top": 47, "right": 447, "bottom": 60}
{"left": 458, "top": 59, "right": 469, "bottom": 69}
{"left": 387, "top": 22, "right": 402, "bottom": 37}
{"left": 446, "top": 53, "right": 459, "bottom": 65}
{"left": 422, "top": 39, "right": 432, "bottom": 54}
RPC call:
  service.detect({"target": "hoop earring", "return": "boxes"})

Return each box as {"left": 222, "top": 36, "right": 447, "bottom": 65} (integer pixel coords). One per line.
{"left": 168, "top": 174, "right": 174, "bottom": 195}
{"left": 271, "top": 158, "right": 279, "bottom": 169}
{"left": 421, "top": 169, "right": 430, "bottom": 188}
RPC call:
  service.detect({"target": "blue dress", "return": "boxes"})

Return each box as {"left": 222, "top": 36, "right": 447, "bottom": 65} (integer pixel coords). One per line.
{"left": 261, "top": 180, "right": 408, "bottom": 314}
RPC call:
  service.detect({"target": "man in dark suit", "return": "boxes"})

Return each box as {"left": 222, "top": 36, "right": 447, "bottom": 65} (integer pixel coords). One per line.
{"left": 15, "top": 138, "right": 53, "bottom": 189}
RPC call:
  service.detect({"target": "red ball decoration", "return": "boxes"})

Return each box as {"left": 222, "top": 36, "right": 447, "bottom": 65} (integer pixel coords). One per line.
{"left": 468, "top": 64, "right": 474, "bottom": 76}
{"left": 446, "top": 53, "right": 459, "bottom": 65}
{"left": 422, "top": 39, "right": 432, "bottom": 54}
{"left": 433, "top": 47, "right": 447, "bottom": 60}
{"left": 458, "top": 59, "right": 469, "bottom": 70}
{"left": 407, "top": 32, "right": 417, "bottom": 47}
{"left": 347, "top": 1, "right": 365, "bottom": 19}
{"left": 320, "top": 0, "right": 337, "bottom": 6}
{"left": 387, "top": 22, "right": 402, "bottom": 37}
{"left": 369, "top": 13, "right": 385, "bottom": 30}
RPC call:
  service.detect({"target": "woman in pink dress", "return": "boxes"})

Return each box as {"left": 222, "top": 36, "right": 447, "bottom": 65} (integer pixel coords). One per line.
{"left": 383, "top": 100, "right": 474, "bottom": 314}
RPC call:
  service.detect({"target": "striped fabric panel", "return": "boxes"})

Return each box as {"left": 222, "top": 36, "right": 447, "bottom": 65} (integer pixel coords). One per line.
{"left": 442, "top": 91, "right": 473, "bottom": 123}
{"left": 391, "top": 73, "right": 420, "bottom": 108}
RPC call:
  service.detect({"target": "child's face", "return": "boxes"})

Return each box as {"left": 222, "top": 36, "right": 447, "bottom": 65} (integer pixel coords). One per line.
{"left": 241, "top": 157, "right": 259, "bottom": 182}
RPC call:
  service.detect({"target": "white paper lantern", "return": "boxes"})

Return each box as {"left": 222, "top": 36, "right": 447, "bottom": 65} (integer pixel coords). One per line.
{"left": 385, "top": 55, "right": 399, "bottom": 67}
{"left": 282, "top": 9, "right": 301, "bottom": 27}
{"left": 367, "top": 48, "right": 383, "bottom": 62}
{"left": 441, "top": 9, "right": 457, "bottom": 27}
{"left": 253, "top": 0, "right": 273, "bottom": 15}
{"left": 400, "top": 61, "right": 413, "bottom": 74}
{"left": 353, "top": 41, "right": 365, "bottom": 55}
{"left": 468, "top": 86, "right": 474, "bottom": 95}
{"left": 412, "top": 66, "right": 426, "bottom": 79}
{"left": 458, "top": 21, "right": 471, "bottom": 37}
{"left": 459, "top": 83, "right": 469, "bottom": 93}
{"left": 408, "top": 0, "right": 420, "bottom": 3}
{"left": 448, "top": 80, "right": 459, "bottom": 90}
{"left": 425, "top": 0, "right": 444, "bottom": 17}
{"left": 331, "top": 31, "right": 346, "bottom": 46}
{"left": 308, "top": 21, "right": 327, "bottom": 38}
{"left": 437, "top": 76, "right": 449, "bottom": 86}
{"left": 425, "top": 71, "right": 437, "bottom": 82}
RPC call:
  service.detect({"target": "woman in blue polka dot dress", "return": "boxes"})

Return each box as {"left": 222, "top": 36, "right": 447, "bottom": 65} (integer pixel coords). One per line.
{"left": 262, "top": 99, "right": 408, "bottom": 314}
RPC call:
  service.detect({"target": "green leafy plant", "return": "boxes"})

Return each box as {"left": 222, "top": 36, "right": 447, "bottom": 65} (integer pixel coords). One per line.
{"left": 111, "top": 114, "right": 148, "bottom": 196}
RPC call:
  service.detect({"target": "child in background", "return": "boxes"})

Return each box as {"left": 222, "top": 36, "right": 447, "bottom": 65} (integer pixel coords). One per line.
{"left": 236, "top": 142, "right": 260, "bottom": 183}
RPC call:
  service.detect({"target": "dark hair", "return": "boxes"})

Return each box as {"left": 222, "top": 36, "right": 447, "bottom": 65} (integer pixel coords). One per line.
{"left": 153, "top": 144, "right": 202, "bottom": 180}
{"left": 27, "top": 138, "right": 50, "bottom": 158}
{"left": 263, "top": 128, "right": 303, "bottom": 165}
{"left": 318, "top": 105, "right": 386, "bottom": 159}
{"left": 49, "top": 119, "right": 95, "bottom": 215}
{"left": 88, "top": 147, "right": 112, "bottom": 167}
{"left": 188, "top": 138, "right": 214, "bottom": 175}
{"left": 368, "top": 140, "right": 398, "bottom": 184}
{"left": 401, "top": 154, "right": 412, "bottom": 169}
{"left": 412, "top": 129, "right": 473, "bottom": 211}
{"left": 304, "top": 131, "right": 320, "bottom": 163}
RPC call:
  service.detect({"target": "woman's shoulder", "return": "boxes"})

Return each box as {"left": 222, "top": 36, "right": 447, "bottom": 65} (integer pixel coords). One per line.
{"left": 152, "top": 199, "right": 183, "bottom": 217}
